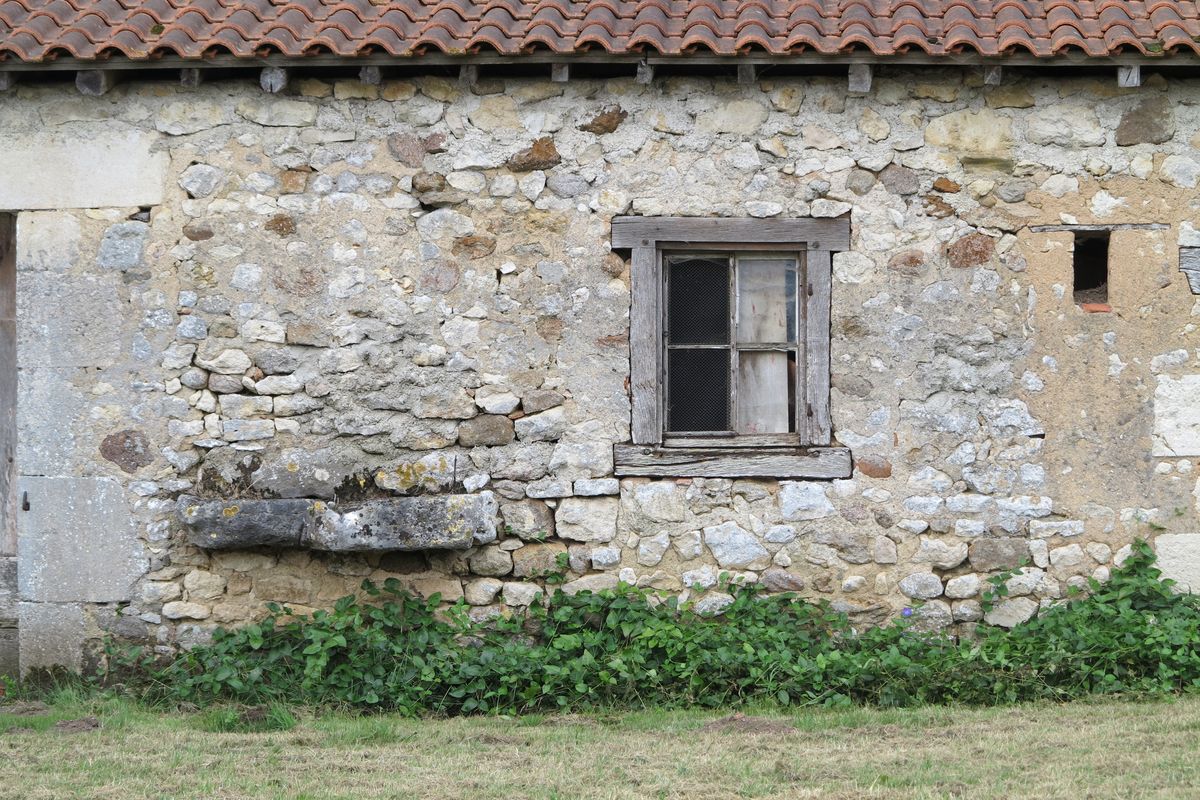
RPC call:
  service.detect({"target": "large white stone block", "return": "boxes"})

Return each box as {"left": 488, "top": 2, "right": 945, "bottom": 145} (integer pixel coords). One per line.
{"left": 17, "top": 368, "right": 92, "bottom": 476}
{"left": 18, "top": 602, "right": 85, "bottom": 674}
{"left": 17, "top": 273, "right": 123, "bottom": 367}
{"left": 1155, "top": 534, "right": 1200, "bottom": 592}
{"left": 0, "top": 129, "right": 168, "bottom": 210}
{"left": 1153, "top": 376, "right": 1200, "bottom": 456}
{"left": 17, "top": 477, "right": 145, "bottom": 603}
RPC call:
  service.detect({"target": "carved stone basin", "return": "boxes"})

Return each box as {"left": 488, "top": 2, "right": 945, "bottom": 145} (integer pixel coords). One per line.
{"left": 178, "top": 492, "right": 498, "bottom": 551}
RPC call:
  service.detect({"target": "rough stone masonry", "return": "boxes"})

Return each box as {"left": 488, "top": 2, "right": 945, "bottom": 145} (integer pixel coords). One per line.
{"left": 3, "top": 67, "right": 1200, "bottom": 672}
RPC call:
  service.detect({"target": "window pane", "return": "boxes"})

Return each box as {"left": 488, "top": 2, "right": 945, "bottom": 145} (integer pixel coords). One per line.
{"left": 667, "top": 349, "right": 730, "bottom": 432}
{"left": 668, "top": 256, "right": 730, "bottom": 345}
{"left": 737, "top": 258, "right": 797, "bottom": 344}
{"left": 736, "top": 350, "right": 795, "bottom": 434}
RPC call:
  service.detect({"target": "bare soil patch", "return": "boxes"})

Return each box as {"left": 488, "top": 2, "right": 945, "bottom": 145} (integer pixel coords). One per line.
{"left": 52, "top": 717, "right": 100, "bottom": 734}
{"left": 700, "top": 712, "right": 796, "bottom": 735}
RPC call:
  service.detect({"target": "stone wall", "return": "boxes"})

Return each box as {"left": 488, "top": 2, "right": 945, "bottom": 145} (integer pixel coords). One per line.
{"left": 3, "top": 67, "right": 1200, "bottom": 669}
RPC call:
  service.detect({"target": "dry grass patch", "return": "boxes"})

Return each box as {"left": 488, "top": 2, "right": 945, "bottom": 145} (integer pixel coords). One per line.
{"left": 1, "top": 695, "right": 1198, "bottom": 799}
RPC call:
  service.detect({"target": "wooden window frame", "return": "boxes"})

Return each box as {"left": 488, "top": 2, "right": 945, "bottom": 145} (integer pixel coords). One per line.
{"left": 612, "top": 216, "right": 852, "bottom": 479}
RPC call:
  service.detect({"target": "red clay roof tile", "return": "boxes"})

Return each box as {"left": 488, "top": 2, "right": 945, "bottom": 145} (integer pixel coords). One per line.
{"left": 1, "top": 0, "right": 1199, "bottom": 63}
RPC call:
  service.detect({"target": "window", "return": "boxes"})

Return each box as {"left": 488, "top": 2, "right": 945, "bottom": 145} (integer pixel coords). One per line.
{"left": 1073, "top": 231, "right": 1109, "bottom": 306}
{"left": 611, "top": 216, "right": 852, "bottom": 479}
{"left": 664, "top": 252, "right": 799, "bottom": 436}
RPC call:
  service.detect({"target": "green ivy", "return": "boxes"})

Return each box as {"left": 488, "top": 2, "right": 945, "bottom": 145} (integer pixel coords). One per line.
{"left": 114, "top": 540, "right": 1200, "bottom": 714}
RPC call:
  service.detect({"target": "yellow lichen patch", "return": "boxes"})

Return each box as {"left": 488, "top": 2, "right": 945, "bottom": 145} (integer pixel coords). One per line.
{"left": 287, "top": 462, "right": 299, "bottom": 473}
{"left": 222, "top": 506, "right": 239, "bottom": 517}
{"left": 376, "top": 462, "right": 430, "bottom": 491}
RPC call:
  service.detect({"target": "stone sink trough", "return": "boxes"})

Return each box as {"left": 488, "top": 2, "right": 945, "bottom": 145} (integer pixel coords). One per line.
{"left": 178, "top": 492, "right": 498, "bottom": 551}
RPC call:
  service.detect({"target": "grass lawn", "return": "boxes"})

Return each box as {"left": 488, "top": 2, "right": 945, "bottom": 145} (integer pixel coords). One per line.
{"left": 1, "top": 692, "right": 1199, "bottom": 799}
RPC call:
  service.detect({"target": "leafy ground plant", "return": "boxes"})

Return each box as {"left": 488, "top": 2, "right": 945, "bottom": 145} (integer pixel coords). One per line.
{"left": 117, "top": 540, "right": 1200, "bottom": 714}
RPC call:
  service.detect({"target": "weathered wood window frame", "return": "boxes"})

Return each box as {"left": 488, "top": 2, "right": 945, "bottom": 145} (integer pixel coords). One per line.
{"left": 612, "top": 216, "right": 852, "bottom": 479}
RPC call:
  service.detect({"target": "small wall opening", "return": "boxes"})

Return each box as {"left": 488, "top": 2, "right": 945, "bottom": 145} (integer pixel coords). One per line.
{"left": 1073, "top": 231, "right": 1109, "bottom": 306}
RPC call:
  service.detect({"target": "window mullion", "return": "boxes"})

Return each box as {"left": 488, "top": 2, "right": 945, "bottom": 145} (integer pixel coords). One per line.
{"left": 729, "top": 255, "right": 738, "bottom": 435}
{"left": 797, "top": 249, "right": 807, "bottom": 441}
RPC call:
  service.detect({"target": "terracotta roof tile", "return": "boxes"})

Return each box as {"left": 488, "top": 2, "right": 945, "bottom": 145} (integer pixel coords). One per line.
{"left": 2, "top": 0, "right": 1199, "bottom": 63}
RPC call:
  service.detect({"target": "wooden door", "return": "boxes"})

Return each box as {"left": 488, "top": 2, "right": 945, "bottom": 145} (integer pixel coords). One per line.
{"left": 0, "top": 215, "right": 14, "bottom": 557}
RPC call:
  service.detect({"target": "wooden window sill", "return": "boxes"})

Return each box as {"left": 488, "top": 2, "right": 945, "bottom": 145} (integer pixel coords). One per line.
{"left": 613, "top": 443, "right": 852, "bottom": 479}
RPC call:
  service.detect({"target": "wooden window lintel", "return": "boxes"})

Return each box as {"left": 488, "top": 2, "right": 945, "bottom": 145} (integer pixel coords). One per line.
{"left": 614, "top": 444, "right": 852, "bottom": 480}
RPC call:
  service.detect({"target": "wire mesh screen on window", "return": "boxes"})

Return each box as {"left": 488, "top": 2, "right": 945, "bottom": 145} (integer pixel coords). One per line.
{"left": 665, "top": 254, "right": 799, "bottom": 435}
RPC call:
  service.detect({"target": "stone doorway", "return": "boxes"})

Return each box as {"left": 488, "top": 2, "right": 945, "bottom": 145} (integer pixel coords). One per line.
{"left": 0, "top": 214, "right": 17, "bottom": 677}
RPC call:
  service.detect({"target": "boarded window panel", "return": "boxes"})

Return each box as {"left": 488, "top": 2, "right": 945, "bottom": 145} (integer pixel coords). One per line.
{"left": 736, "top": 350, "right": 794, "bottom": 434}
{"left": 667, "top": 348, "right": 730, "bottom": 432}
{"left": 737, "top": 258, "right": 797, "bottom": 344}
{"left": 667, "top": 257, "right": 730, "bottom": 345}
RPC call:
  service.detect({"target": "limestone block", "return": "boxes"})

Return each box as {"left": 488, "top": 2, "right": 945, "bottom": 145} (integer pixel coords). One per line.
{"left": 16, "top": 212, "right": 80, "bottom": 272}
{"left": 1025, "top": 106, "right": 1105, "bottom": 147}
{"left": 760, "top": 568, "right": 805, "bottom": 592}
{"left": 574, "top": 478, "right": 620, "bottom": 497}
{"left": 779, "top": 482, "right": 836, "bottom": 521}
{"left": 18, "top": 477, "right": 144, "bottom": 603}
{"left": 556, "top": 497, "right": 618, "bottom": 542}
{"left": 500, "top": 499, "right": 555, "bottom": 540}
{"left": 1004, "top": 568, "right": 1047, "bottom": 597}
{"left": 1153, "top": 376, "right": 1200, "bottom": 456}
{"left": 637, "top": 531, "right": 671, "bottom": 567}
{"left": 913, "top": 537, "right": 969, "bottom": 569}
{"left": 697, "top": 100, "right": 768, "bottom": 134}
{"left": 1029, "top": 520, "right": 1085, "bottom": 538}
{"left": 983, "top": 597, "right": 1038, "bottom": 629}
{"left": 590, "top": 546, "right": 621, "bottom": 569}
{"left": 457, "top": 415, "right": 514, "bottom": 447}
{"left": 18, "top": 602, "right": 85, "bottom": 674}
{"left": 155, "top": 101, "right": 230, "bottom": 135}
{"left": 0, "top": 558, "right": 15, "bottom": 626}
{"left": 514, "top": 406, "right": 568, "bottom": 442}
{"left": 968, "top": 538, "right": 1029, "bottom": 571}
{"left": 1155, "top": 534, "right": 1200, "bottom": 592}
{"left": 944, "top": 574, "right": 981, "bottom": 599}
{"left": 511, "top": 542, "right": 567, "bottom": 578}
{"left": 702, "top": 521, "right": 770, "bottom": 569}
{"left": 183, "top": 570, "right": 227, "bottom": 601}
{"left": 548, "top": 439, "right": 612, "bottom": 480}
{"left": 196, "top": 349, "right": 253, "bottom": 374}
{"left": 96, "top": 221, "right": 149, "bottom": 271}
{"left": 0, "top": 129, "right": 168, "bottom": 210}
{"left": 912, "top": 600, "right": 953, "bottom": 631}
{"left": 502, "top": 581, "right": 543, "bottom": 606}
{"left": 1049, "top": 544, "right": 1085, "bottom": 574}
{"left": 953, "top": 600, "right": 984, "bottom": 622}
{"left": 924, "top": 108, "right": 1013, "bottom": 159}
{"left": 1160, "top": 155, "right": 1200, "bottom": 190}
{"left": 464, "top": 578, "right": 503, "bottom": 605}
{"left": 222, "top": 419, "right": 275, "bottom": 442}
{"left": 310, "top": 493, "right": 497, "bottom": 552}
{"left": 682, "top": 565, "right": 719, "bottom": 590}
{"left": 898, "top": 572, "right": 943, "bottom": 599}
{"left": 179, "top": 496, "right": 311, "bottom": 549}
{"left": 162, "top": 601, "right": 211, "bottom": 620}
{"left": 0, "top": 627, "right": 16, "bottom": 678}
{"left": 561, "top": 573, "right": 619, "bottom": 595}
{"left": 629, "top": 482, "right": 688, "bottom": 523}
{"left": 467, "top": 546, "right": 513, "bottom": 577}
{"left": 17, "top": 274, "right": 122, "bottom": 367}
{"left": 695, "top": 592, "right": 735, "bottom": 615}
{"left": 235, "top": 98, "right": 316, "bottom": 127}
